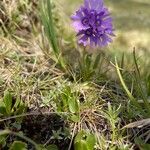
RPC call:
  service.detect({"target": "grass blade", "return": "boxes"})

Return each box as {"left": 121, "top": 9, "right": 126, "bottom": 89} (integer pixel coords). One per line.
{"left": 133, "top": 51, "right": 150, "bottom": 114}
{"left": 115, "top": 58, "right": 145, "bottom": 114}
{"left": 40, "top": 0, "right": 65, "bottom": 69}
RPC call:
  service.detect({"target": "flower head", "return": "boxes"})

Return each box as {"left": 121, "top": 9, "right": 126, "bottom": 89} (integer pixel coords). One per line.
{"left": 71, "top": 0, "right": 114, "bottom": 47}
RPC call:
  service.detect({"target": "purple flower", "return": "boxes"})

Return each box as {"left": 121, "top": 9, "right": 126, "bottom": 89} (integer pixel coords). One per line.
{"left": 71, "top": 0, "right": 114, "bottom": 47}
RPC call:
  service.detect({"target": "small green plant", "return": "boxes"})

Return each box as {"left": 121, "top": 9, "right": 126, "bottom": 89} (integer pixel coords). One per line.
{"left": 0, "top": 90, "right": 26, "bottom": 117}
{"left": 56, "top": 85, "right": 80, "bottom": 122}
{"left": 79, "top": 52, "right": 107, "bottom": 81}
{"left": 51, "top": 128, "right": 64, "bottom": 140}
{"left": 74, "top": 130, "right": 96, "bottom": 150}
{"left": 0, "top": 91, "right": 27, "bottom": 148}
{"left": 104, "top": 103, "right": 121, "bottom": 141}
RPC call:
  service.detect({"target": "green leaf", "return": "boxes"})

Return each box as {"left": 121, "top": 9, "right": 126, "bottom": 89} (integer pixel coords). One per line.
{"left": 15, "top": 103, "right": 26, "bottom": 115}
{"left": 147, "top": 75, "right": 150, "bottom": 96}
{"left": 74, "top": 131, "right": 96, "bottom": 150}
{"left": 13, "top": 95, "right": 21, "bottom": 109}
{"left": 74, "top": 141, "right": 88, "bottom": 150}
{"left": 3, "top": 91, "right": 12, "bottom": 115}
{"left": 61, "top": 93, "right": 68, "bottom": 111}
{"left": 0, "top": 101, "right": 6, "bottom": 115}
{"left": 9, "top": 141, "right": 27, "bottom": 150}
{"left": 68, "top": 97, "right": 79, "bottom": 114}
{"left": 70, "top": 114, "right": 80, "bottom": 122}
{"left": 93, "top": 53, "right": 101, "bottom": 69}
{"left": 85, "top": 54, "right": 92, "bottom": 69}
{"left": 0, "top": 135, "right": 6, "bottom": 147}
{"left": 139, "top": 144, "right": 150, "bottom": 150}
{"left": 74, "top": 130, "right": 86, "bottom": 143}
{"left": 36, "top": 144, "right": 47, "bottom": 150}
{"left": 15, "top": 103, "right": 27, "bottom": 122}
{"left": 46, "top": 144, "right": 58, "bottom": 150}
{"left": 86, "top": 133, "right": 96, "bottom": 150}
{"left": 135, "top": 138, "right": 150, "bottom": 150}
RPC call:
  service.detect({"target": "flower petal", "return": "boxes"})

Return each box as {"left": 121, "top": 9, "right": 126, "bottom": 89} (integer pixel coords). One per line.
{"left": 95, "top": 0, "right": 103, "bottom": 11}
{"left": 71, "top": 14, "right": 80, "bottom": 20}
{"left": 73, "top": 21, "right": 88, "bottom": 32}
{"left": 86, "top": 0, "right": 103, "bottom": 10}
{"left": 84, "top": 0, "right": 90, "bottom": 9}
